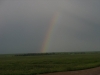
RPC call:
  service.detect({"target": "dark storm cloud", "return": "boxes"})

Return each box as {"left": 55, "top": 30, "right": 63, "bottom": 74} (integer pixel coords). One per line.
{"left": 0, "top": 0, "right": 100, "bottom": 54}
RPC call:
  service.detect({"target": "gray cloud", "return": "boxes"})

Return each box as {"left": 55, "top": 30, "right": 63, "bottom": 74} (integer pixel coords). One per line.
{"left": 0, "top": 0, "right": 100, "bottom": 54}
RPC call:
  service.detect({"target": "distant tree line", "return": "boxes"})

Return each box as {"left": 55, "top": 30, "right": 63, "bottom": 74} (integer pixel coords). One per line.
{"left": 15, "top": 53, "right": 56, "bottom": 56}
{"left": 15, "top": 51, "right": 100, "bottom": 56}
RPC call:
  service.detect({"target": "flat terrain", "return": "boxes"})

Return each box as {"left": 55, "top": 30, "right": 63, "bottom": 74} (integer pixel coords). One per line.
{"left": 0, "top": 52, "right": 100, "bottom": 75}
{"left": 39, "top": 66, "right": 100, "bottom": 75}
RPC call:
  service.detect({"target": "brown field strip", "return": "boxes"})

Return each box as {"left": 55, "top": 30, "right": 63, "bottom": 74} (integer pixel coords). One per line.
{"left": 39, "top": 67, "right": 100, "bottom": 75}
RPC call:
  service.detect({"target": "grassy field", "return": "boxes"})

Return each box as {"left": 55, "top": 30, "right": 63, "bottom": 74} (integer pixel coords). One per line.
{"left": 0, "top": 52, "right": 100, "bottom": 75}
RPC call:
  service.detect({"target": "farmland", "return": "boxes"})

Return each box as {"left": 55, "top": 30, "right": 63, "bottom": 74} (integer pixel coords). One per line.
{"left": 0, "top": 52, "right": 100, "bottom": 75}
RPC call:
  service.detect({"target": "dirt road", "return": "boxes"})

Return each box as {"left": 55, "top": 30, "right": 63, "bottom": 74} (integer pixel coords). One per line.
{"left": 39, "top": 67, "right": 100, "bottom": 75}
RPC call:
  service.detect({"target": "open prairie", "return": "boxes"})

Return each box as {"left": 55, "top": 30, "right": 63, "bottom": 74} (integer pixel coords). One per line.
{"left": 0, "top": 52, "right": 100, "bottom": 75}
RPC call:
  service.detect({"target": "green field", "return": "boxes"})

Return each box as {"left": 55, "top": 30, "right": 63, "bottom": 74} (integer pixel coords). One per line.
{"left": 0, "top": 52, "right": 100, "bottom": 75}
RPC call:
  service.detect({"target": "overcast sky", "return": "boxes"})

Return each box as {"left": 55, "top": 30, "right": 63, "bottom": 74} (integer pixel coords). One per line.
{"left": 0, "top": 0, "right": 100, "bottom": 54}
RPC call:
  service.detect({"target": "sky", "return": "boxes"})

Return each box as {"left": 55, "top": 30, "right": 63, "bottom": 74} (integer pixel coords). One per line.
{"left": 0, "top": 0, "right": 100, "bottom": 54}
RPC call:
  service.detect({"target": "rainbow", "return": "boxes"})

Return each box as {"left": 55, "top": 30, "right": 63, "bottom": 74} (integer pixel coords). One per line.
{"left": 41, "top": 12, "right": 60, "bottom": 53}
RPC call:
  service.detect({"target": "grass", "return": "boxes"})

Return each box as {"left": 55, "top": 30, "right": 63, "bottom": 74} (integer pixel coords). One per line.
{"left": 0, "top": 52, "right": 100, "bottom": 75}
